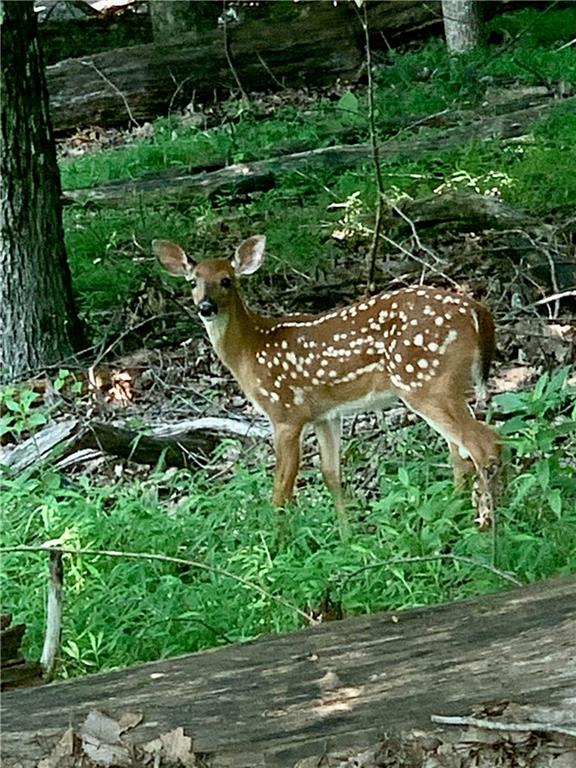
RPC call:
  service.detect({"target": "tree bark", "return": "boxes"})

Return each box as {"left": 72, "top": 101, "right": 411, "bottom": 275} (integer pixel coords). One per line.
{"left": 149, "top": 0, "right": 219, "bottom": 44}
{"left": 442, "top": 0, "right": 482, "bottom": 53}
{"left": 0, "top": 0, "right": 83, "bottom": 384}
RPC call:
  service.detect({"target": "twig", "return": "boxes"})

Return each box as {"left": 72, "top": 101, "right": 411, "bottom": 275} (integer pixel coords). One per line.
{"left": 221, "top": 1, "right": 248, "bottom": 102}
{"left": 338, "top": 553, "right": 522, "bottom": 593}
{"left": 504, "top": 289, "right": 576, "bottom": 320}
{"left": 1, "top": 544, "right": 314, "bottom": 624}
{"left": 542, "top": 238, "right": 561, "bottom": 319}
{"left": 391, "top": 203, "right": 447, "bottom": 268}
{"left": 533, "top": 290, "right": 576, "bottom": 306}
{"left": 80, "top": 60, "right": 140, "bottom": 128}
{"left": 380, "top": 233, "right": 459, "bottom": 288}
{"left": 356, "top": 3, "right": 386, "bottom": 292}
{"left": 256, "top": 52, "right": 285, "bottom": 89}
{"left": 40, "top": 550, "right": 63, "bottom": 678}
{"left": 431, "top": 714, "right": 576, "bottom": 738}
{"left": 168, "top": 73, "right": 195, "bottom": 117}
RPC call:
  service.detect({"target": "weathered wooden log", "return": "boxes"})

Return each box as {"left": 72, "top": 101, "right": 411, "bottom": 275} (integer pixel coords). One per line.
{"left": 1, "top": 576, "right": 575, "bottom": 766}
{"left": 63, "top": 96, "right": 575, "bottom": 206}
{"left": 0, "top": 616, "right": 43, "bottom": 692}
{"left": 47, "top": 1, "right": 444, "bottom": 133}
{"left": 0, "top": 415, "right": 270, "bottom": 474}
{"left": 399, "top": 191, "right": 536, "bottom": 231}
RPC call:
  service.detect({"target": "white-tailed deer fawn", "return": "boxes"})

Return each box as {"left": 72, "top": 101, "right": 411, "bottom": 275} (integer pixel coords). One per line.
{"left": 153, "top": 235, "right": 500, "bottom": 536}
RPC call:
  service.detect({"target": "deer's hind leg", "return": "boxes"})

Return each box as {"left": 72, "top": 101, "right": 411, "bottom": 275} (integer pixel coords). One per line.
{"left": 401, "top": 392, "right": 500, "bottom": 528}
{"left": 315, "top": 417, "right": 349, "bottom": 539}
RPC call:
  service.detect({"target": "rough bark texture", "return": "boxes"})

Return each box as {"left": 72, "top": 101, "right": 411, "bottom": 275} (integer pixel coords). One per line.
{"left": 1, "top": 576, "right": 575, "bottom": 767}
{"left": 442, "top": 0, "right": 482, "bottom": 53}
{"left": 149, "top": 0, "right": 219, "bottom": 43}
{"left": 0, "top": 0, "right": 83, "bottom": 384}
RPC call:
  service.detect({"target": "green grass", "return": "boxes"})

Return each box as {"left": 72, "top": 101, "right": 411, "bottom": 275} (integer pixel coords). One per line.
{"left": 1, "top": 370, "right": 574, "bottom": 677}
{"left": 59, "top": 8, "right": 576, "bottom": 325}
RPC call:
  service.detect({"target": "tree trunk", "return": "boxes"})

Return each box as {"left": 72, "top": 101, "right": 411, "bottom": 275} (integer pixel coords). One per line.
{"left": 149, "top": 0, "right": 219, "bottom": 44}
{"left": 0, "top": 0, "right": 83, "bottom": 384}
{"left": 442, "top": 0, "right": 482, "bottom": 53}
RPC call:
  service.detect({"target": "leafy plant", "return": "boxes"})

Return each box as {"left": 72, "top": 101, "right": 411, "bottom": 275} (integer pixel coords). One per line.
{"left": 0, "top": 387, "right": 47, "bottom": 440}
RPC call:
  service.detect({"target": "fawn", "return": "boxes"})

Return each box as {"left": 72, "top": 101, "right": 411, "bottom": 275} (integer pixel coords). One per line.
{"left": 153, "top": 235, "right": 500, "bottom": 536}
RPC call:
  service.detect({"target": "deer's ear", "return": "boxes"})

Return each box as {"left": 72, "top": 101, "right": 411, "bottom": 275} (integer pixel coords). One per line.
{"left": 152, "top": 240, "right": 196, "bottom": 278}
{"left": 232, "top": 235, "right": 266, "bottom": 276}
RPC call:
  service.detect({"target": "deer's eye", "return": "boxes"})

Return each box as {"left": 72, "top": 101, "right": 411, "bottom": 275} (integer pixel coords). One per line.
{"left": 188, "top": 277, "right": 197, "bottom": 289}
{"left": 220, "top": 277, "right": 233, "bottom": 289}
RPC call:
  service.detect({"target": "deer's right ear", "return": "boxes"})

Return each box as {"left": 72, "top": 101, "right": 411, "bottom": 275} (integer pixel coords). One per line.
{"left": 232, "top": 235, "right": 266, "bottom": 276}
{"left": 152, "top": 240, "right": 196, "bottom": 278}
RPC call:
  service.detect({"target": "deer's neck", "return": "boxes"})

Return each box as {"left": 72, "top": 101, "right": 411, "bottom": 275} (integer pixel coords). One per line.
{"left": 205, "top": 294, "right": 267, "bottom": 375}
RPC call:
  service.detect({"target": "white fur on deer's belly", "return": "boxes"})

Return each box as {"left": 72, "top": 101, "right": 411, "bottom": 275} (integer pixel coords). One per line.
{"left": 324, "top": 389, "right": 399, "bottom": 419}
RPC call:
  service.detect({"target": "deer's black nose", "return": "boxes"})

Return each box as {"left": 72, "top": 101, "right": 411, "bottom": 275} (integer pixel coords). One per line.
{"left": 198, "top": 298, "right": 218, "bottom": 318}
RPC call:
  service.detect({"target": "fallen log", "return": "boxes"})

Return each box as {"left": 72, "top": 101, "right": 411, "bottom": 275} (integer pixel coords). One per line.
{"left": 399, "top": 191, "right": 537, "bottom": 231}
{"left": 1, "top": 575, "right": 575, "bottom": 766}
{"left": 0, "top": 615, "right": 43, "bottom": 692}
{"left": 63, "top": 96, "right": 575, "bottom": 206}
{"left": 47, "top": 1, "right": 446, "bottom": 133}
{"left": 0, "top": 415, "right": 270, "bottom": 474}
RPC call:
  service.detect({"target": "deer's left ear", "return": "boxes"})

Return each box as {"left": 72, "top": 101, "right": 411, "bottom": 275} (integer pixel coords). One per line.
{"left": 152, "top": 240, "right": 196, "bottom": 278}
{"left": 231, "top": 235, "right": 266, "bottom": 276}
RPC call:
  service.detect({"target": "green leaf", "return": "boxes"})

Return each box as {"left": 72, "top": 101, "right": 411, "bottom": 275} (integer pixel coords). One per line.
{"left": 549, "top": 490, "right": 562, "bottom": 517}
{"left": 338, "top": 91, "right": 360, "bottom": 116}
{"left": 493, "top": 392, "right": 526, "bottom": 414}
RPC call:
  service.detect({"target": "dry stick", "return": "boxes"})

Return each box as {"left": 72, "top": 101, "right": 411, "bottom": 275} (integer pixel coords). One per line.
{"left": 533, "top": 289, "right": 576, "bottom": 305}
{"left": 40, "top": 550, "right": 63, "bottom": 678}
{"left": 543, "top": 238, "right": 561, "bottom": 319}
{"left": 222, "top": 2, "right": 248, "bottom": 102}
{"left": 256, "top": 52, "right": 285, "bottom": 90}
{"left": 380, "top": 232, "right": 457, "bottom": 288}
{"left": 390, "top": 203, "right": 463, "bottom": 289}
{"left": 168, "top": 74, "right": 195, "bottom": 117}
{"left": 338, "top": 554, "right": 522, "bottom": 593}
{"left": 431, "top": 714, "right": 576, "bottom": 738}
{"left": 1, "top": 545, "right": 314, "bottom": 624}
{"left": 358, "top": 3, "right": 386, "bottom": 292}
{"left": 80, "top": 60, "right": 140, "bottom": 129}
{"left": 504, "top": 290, "right": 576, "bottom": 321}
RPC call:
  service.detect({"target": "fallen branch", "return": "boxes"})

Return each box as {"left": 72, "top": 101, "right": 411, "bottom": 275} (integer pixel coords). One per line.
{"left": 431, "top": 713, "right": 576, "bottom": 738}
{"left": 40, "top": 551, "right": 63, "bottom": 679}
{"left": 62, "top": 97, "right": 575, "bottom": 207}
{"left": 337, "top": 553, "right": 523, "bottom": 592}
{"left": 1, "top": 415, "right": 271, "bottom": 475}
{"left": 0, "top": 545, "right": 313, "bottom": 624}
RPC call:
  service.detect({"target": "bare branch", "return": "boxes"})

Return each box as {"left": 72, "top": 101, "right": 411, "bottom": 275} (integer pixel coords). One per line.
{"left": 80, "top": 60, "right": 140, "bottom": 128}
{"left": 431, "top": 713, "right": 576, "bottom": 738}
{"left": 1, "top": 544, "right": 315, "bottom": 624}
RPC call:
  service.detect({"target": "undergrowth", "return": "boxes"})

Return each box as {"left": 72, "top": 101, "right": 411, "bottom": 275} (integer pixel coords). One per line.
{"left": 1, "top": 370, "right": 575, "bottom": 678}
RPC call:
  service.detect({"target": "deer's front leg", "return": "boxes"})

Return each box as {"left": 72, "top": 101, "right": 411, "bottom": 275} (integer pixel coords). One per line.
{"left": 315, "top": 417, "right": 349, "bottom": 540}
{"left": 272, "top": 422, "right": 304, "bottom": 507}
